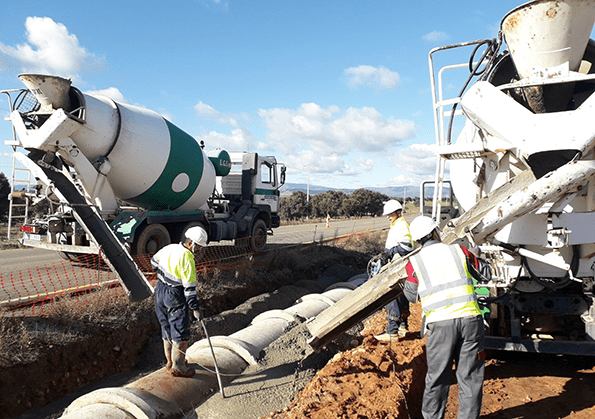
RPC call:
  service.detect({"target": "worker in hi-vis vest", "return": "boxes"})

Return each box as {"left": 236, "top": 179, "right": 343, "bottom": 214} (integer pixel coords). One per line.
{"left": 375, "top": 199, "right": 414, "bottom": 342}
{"left": 404, "top": 216, "right": 487, "bottom": 419}
{"left": 152, "top": 226, "right": 207, "bottom": 378}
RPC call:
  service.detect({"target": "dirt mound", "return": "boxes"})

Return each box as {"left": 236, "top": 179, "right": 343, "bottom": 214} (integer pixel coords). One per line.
{"left": 262, "top": 302, "right": 595, "bottom": 419}
{"left": 263, "top": 303, "right": 426, "bottom": 419}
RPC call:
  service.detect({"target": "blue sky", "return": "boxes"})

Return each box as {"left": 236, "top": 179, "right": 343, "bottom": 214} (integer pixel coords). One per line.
{"left": 0, "top": 1, "right": 571, "bottom": 190}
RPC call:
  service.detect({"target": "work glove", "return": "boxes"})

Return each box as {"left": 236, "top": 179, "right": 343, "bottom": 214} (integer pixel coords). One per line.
{"left": 193, "top": 310, "right": 203, "bottom": 321}
{"left": 380, "top": 251, "right": 390, "bottom": 265}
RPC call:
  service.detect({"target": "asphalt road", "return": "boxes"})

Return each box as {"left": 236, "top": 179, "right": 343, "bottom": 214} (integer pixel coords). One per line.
{"left": 268, "top": 217, "right": 388, "bottom": 246}
{"left": 0, "top": 247, "right": 63, "bottom": 275}
{"left": 0, "top": 217, "right": 390, "bottom": 274}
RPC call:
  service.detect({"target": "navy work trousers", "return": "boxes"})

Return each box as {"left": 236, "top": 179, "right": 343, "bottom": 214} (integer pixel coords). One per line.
{"left": 155, "top": 280, "right": 191, "bottom": 343}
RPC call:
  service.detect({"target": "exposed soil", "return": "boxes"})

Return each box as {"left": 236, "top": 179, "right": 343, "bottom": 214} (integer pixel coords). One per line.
{"left": 4, "top": 239, "right": 595, "bottom": 418}
{"left": 260, "top": 303, "right": 595, "bottom": 419}
{"left": 2, "top": 243, "right": 370, "bottom": 419}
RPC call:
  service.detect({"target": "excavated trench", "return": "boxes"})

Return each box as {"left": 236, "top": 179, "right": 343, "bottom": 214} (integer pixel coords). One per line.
{"left": 6, "top": 243, "right": 380, "bottom": 418}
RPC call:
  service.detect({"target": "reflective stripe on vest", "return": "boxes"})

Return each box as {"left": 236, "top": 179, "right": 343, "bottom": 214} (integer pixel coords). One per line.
{"left": 410, "top": 242, "right": 480, "bottom": 323}
{"left": 151, "top": 243, "right": 197, "bottom": 295}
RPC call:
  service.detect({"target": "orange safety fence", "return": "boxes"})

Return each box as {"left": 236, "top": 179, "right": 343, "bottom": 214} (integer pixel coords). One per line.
{"left": 0, "top": 230, "right": 382, "bottom": 318}
{"left": 0, "top": 236, "right": 270, "bottom": 318}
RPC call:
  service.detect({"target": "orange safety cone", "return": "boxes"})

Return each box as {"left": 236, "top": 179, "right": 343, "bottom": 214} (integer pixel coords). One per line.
{"left": 326, "top": 214, "right": 330, "bottom": 228}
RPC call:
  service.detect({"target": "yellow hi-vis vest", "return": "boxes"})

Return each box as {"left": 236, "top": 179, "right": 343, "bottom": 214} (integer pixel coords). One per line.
{"left": 385, "top": 217, "right": 414, "bottom": 252}
{"left": 410, "top": 242, "right": 481, "bottom": 324}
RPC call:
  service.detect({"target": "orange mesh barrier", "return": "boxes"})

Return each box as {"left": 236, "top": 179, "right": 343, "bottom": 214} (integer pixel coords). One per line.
{"left": 0, "top": 237, "right": 271, "bottom": 317}
{"left": 0, "top": 229, "right": 382, "bottom": 318}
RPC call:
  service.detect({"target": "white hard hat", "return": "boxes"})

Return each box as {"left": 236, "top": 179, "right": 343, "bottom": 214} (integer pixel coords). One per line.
{"left": 409, "top": 216, "right": 438, "bottom": 242}
{"left": 382, "top": 200, "right": 403, "bottom": 215}
{"left": 185, "top": 226, "right": 208, "bottom": 247}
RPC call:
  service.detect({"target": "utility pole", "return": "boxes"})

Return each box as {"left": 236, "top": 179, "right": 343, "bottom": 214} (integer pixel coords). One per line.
{"left": 304, "top": 165, "right": 312, "bottom": 202}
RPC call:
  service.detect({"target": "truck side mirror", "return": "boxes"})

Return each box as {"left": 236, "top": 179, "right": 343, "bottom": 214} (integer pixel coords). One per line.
{"left": 280, "top": 165, "right": 286, "bottom": 186}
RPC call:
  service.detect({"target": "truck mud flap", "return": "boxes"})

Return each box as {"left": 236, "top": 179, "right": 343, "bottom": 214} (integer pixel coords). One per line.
{"left": 35, "top": 157, "right": 154, "bottom": 302}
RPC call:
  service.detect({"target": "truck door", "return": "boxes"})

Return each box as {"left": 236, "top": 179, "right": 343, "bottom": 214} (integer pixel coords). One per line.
{"left": 254, "top": 156, "right": 280, "bottom": 212}
{"left": 420, "top": 180, "right": 459, "bottom": 229}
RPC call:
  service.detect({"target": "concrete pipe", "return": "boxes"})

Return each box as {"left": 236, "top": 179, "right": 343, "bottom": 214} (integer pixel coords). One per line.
{"left": 60, "top": 279, "right": 359, "bottom": 418}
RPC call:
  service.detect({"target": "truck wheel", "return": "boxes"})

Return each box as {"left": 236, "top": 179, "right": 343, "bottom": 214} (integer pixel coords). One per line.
{"left": 250, "top": 219, "right": 267, "bottom": 252}
{"left": 175, "top": 221, "right": 205, "bottom": 244}
{"left": 134, "top": 223, "right": 171, "bottom": 255}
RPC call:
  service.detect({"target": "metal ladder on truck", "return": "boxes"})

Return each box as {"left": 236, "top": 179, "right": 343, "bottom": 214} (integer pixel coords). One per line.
{"left": 426, "top": 38, "right": 501, "bottom": 226}
{"left": 2, "top": 89, "right": 34, "bottom": 240}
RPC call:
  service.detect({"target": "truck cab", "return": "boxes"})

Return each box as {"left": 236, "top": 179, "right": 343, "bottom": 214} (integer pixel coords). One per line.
{"left": 218, "top": 152, "right": 285, "bottom": 228}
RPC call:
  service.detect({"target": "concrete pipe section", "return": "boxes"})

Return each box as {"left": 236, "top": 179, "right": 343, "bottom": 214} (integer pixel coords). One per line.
{"left": 59, "top": 274, "right": 367, "bottom": 419}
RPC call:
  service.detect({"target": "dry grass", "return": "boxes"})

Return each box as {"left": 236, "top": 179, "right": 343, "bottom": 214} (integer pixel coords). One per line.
{"left": 0, "top": 287, "right": 155, "bottom": 367}
{"left": 335, "top": 229, "right": 387, "bottom": 255}
{"left": 46, "top": 287, "right": 154, "bottom": 327}
{"left": 0, "top": 230, "right": 386, "bottom": 369}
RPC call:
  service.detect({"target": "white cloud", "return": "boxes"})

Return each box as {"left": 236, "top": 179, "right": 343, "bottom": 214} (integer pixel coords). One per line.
{"left": 284, "top": 150, "right": 356, "bottom": 177}
{"left": 395, "top": 143, "right": 438, "bottom": 176}
{"left": 84, "top": 87, "right": 127, "bottom": 103}
{"left": 197, "top": 102, "right": 418, "bottom": 181}
{"left": 0, "top": 17, "right": 105, "bottom": 78}
{"left": 356, "top": 157, "right": 374, "bottom": 172}
{"left": 378, "top": 142, "right": 443, "bottom": 186}
{"left": 423, "top": 31, "right": 449, "bottom": 43}
{"left": 199, "top": 0, "right": 229, "bottom": 10}
{"left": 257, "top": 103, "right": 417, "bottom": 179}
{"left": 197, "top": 128, "right": 266, "bottom": 152}
{"left": 260, "top": 103, "right": 416, "bottom": 157}
{"left": 344, "top": 65, "right": 400, "bottom": 91}
{"left": 195, "top": 101, "right": 250, "bottom": 127}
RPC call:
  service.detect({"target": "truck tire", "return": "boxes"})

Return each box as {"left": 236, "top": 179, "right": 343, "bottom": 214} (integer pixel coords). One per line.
{"left": 134, "top": 223, "right": 171, "bottom": 255}
{"left": 250, "top": 219, "right": 267, "bottom": 253}
{"left": 175, "top": 221, "right": 205, "bottom": 244}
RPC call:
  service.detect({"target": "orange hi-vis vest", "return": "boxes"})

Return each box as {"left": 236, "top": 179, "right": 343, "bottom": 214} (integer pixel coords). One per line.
{"left": 410, "top": 242, "right": 482, "bottom": 324}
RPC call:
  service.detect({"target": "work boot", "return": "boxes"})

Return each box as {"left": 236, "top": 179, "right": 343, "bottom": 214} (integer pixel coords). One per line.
{"left": 374, "top": 333, "right": 399, "bottom": 343}
{"left": 399, "top": 312, "right": 410, "bottom": 337}
{"left": 171, "top": 341, "right": 195, "bottom": 378}
{"left": 398, "top": 322, "right": 408, "bottom": 337}
{"left": 163, "top": 339, "right": 173, "bottom": 370}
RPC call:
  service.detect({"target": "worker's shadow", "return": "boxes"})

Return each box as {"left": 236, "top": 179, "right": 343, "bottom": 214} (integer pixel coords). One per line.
{"left": 480, "top": 352, "right": 595, "bottom": 419}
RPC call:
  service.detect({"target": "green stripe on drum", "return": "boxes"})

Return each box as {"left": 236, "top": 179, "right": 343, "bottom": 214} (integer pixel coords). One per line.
{"left": 128, "top": 120, "right": 204, "bottom": 210}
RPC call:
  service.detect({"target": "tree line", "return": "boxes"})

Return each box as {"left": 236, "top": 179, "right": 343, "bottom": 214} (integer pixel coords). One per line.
{"left": 1, "top": 172, "right": 419, "bottom": 224}
{"left": 0, "top": 173, "right": 10, "bottom": 222}
{"left": 279, "top": 188, "right": 419, "bottom": 221}
{"left": 0, "top": 172, "right": 51, "bottom": 223}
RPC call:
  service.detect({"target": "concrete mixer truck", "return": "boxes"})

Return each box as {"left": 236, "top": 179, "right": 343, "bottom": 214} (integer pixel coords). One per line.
{"left": 306, "top": 0, "right": 595, "bottom": 356}
{"left": 422, "top": 0, "right": 595, "bottom": 355}
{"left": 2, "top": 75, "right": 285, "bottom": 300}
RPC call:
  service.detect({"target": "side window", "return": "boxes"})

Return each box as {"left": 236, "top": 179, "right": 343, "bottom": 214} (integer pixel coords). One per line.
{"left": 230, "top": 162, "right": 242, "bottom": 174}
{"left": 260, "top": 161, "right": 274, "bottom": 185}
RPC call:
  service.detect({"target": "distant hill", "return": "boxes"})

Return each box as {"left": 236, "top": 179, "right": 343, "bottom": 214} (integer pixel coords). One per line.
{"left": 280, "top": 183, "right": 420, "bottom": 199}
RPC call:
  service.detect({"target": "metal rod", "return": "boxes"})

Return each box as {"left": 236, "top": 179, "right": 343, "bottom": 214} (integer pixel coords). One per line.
{"left": 200, "top": 318, "right": 225, "bottom": 398}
